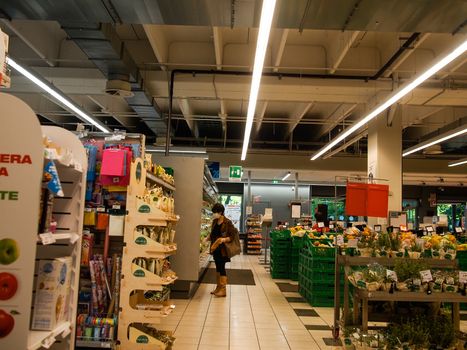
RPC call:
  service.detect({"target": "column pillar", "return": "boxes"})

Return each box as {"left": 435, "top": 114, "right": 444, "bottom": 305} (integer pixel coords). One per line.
{"left": 367, "top": 108, "right": 402, "bottom": 227}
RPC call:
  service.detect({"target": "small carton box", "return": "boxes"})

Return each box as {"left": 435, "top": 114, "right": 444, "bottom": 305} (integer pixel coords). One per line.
{"left": 31, "top": 257, "right": 72, "bottom": 330}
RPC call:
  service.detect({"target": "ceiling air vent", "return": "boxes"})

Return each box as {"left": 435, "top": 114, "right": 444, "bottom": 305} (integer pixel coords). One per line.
{"left": 104, "top": 80, "right": 134, "bottom": 98}
{"left": 422, "top": 144, "right": 443, "bottom": 155}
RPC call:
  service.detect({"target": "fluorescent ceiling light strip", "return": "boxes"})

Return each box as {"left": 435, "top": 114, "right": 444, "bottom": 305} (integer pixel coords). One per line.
{"left": 6, "top": 57, "right": 111, "bottom": 133}
{"left": 448, "top": 158, "right": 467, "bottom": 167}
{"left": 402, "top": 126, "right": 467, "bottom": 157}
{"left": 311, "top": 39, "right": 467, "bottom": 161}
{"left": 282, "top": 172, "right": 291, "bottom": 181}
{"left": 241, "top": 0, "right": 277, "bottom": 161}
{"left": 146, "top": 149, "right": 207, "bottom": 154}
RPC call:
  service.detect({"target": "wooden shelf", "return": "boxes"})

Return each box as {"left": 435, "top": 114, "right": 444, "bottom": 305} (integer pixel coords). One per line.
{"left": 128, "top": 234, "right": 177, "bottom": 258}
{"left": 337, "top": 255, "right": 458, "bottom": 268}
{"left": 355, "top": 289, "right": 467, "bottom": 302}
{"left": 146, "top": 172, "right": 176, "bottom": 191}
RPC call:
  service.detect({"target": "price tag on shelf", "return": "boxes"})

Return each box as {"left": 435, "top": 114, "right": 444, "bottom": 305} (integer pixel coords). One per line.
{"left": 386, "top": 269, "right": 397, "bottom": 282}
{"left": 459, "top": 271, "right": 467, "bottom": 284}
{"left": 455, "top": 227, "right": 463, "bottom": 233}
{"left": 336, "top": 235, "right": 344, "bottom": 246}
{"left": 96, "top": 207, "right": 106, "bottom": 212}
{"left": 318, "top": 222, "right": 325, "bottom": 228}
{"left": 39, "top": 232, "right": 56, "bottom": 245}
{"left": 374, "top": 225, "right": 382, "bottom": 233}
{"left": 420, "top": 270, "right": 433, "bottom": 283}
{"left": 329, "top": 224, "right": 334, "bottom": 229}
{"left": 348, "top": 239, "right": 358, "bottom": 248}
{"left": 112, "top": 204, "right": 121, "bottom": 210}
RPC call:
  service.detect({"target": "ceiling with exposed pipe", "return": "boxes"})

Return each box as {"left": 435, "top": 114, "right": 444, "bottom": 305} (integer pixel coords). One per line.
{"left": 0, "top": 0, "right": 466, "bottom": 172}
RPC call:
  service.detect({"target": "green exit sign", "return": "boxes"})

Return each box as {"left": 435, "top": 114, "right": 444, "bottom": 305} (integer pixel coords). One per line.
{"left": 229, "top": 165, "right": 242, "bottom": 182}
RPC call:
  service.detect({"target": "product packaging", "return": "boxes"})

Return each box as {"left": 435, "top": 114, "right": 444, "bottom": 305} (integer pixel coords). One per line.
{"left": 31, "top": 257, "right": 72, "bottom": 330}
{"left": 81, "top": 231, "right": 94, "bottom": 266}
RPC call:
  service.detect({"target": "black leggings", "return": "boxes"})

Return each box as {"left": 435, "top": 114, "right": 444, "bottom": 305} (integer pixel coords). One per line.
{"left": 213, "top": 249, "right": 227, "bottom": 276}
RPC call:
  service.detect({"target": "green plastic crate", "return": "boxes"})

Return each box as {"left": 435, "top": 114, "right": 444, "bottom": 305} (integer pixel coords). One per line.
{"left": 309, "top": 245, "right": 336, "bottom": 259}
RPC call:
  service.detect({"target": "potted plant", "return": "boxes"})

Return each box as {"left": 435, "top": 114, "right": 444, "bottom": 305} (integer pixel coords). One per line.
{"left": 394, "top": 260, "right": 428, "bottom": 292}
{"left": 390, "top": 234, "right": 403, "bottom": 258}
{"left": 377, "top": 233, "right": 391, "bottom": 257}
{"left": 409, "top": 242, "right": 423, "bottom": 259}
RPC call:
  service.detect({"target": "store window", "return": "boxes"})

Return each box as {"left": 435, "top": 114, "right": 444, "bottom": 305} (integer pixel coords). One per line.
{"left": 455, "top": 203, "right": 466, "bottom": 228}
{"left": 403, "top": 199, "right": 418, "bottom": 229}
{"left": 437, "top": 203, "right": 453, "bottom": 231}
{"left": 437, "top": 202, "right": 466, "bottom": 231}
{"left": 311, "top": 197, "right": 345, "bottom": 221}
{"left": 219, "top": 195, "right": 242, "bottom": 231}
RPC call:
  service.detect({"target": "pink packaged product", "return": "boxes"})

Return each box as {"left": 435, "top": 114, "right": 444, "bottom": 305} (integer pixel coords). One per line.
{"left": 99, "top": 148, "right": 132, "bottom": 187}
{"left": 100, "top": 148, "right": 126, "bottom": 176}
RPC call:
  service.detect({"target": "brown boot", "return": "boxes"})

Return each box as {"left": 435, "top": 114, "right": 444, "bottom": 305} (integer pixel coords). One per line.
{"left": 214, "top": 276, "right": 227, "bottom": 298}
{"left": 211, "top": 273, "right": 221, "bottom": 294}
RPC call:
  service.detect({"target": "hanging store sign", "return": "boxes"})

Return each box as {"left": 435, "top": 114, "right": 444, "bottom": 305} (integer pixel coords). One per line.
{"left": 229, "top": 165, "right": 242, "bottom": 182}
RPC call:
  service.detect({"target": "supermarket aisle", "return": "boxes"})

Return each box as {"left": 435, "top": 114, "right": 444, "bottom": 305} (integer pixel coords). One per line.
{"left": 157, "top": 254, "right": 340, "bottom": 350}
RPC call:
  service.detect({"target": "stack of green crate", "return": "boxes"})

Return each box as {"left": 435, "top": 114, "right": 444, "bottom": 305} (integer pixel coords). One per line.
{"left": 290, "top": 236, "right": 305, "bottom": 281}
{"left": 270, "top": 230, "right": 291, "bottom": 279}
{"left": 457, "top": 250, "right": 467, "bottom": 310}
{"left": 299, "top": 242, "right": 343, "bottom": 307}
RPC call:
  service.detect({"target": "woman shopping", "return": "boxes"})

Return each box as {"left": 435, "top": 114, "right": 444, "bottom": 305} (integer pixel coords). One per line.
{"left": 207, "top": 203, "right": 236, "bottom": 297}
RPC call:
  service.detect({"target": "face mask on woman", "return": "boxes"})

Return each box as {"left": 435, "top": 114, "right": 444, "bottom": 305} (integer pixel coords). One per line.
{"left": 213, "top": 213, "right": 221, "bottom": 219}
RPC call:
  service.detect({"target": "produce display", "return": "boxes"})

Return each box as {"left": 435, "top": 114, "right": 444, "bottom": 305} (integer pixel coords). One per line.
{"left": 348, "top": 261, "right": 466, "bottom": 294}
{"left": 343, "top": 313, "right": 458, "bottom": 349}
{"left": 340, "top": 227, "right": 460, "bottom": 259}
{"left": 199, "top": 205, "right": 211, "bottom": 270}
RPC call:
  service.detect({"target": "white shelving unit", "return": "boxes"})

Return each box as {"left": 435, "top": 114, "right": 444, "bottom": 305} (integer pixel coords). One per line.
{"left": 28, "top": 322, "right": 71, "bottom": 350}
{"left": 0, "top": 93, "right": 87, "bottom": 350}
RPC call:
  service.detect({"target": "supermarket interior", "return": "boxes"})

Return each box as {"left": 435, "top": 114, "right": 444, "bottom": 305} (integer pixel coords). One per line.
{"left": 0, "top": 1, "right": 467, "bottom": 349}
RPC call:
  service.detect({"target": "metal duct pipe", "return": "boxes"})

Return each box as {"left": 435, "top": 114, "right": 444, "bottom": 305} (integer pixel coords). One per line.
{"left": 62, "top": 22, "right": 166, "bottom": 141}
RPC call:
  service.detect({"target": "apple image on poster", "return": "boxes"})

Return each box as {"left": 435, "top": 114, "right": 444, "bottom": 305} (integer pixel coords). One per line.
{"left": 0, "top": 273, "right": 18, "bottom": 300}
{"left": 0, "top": 309, "right": 14, "bottom": 338}
{"left": 0, "top": 239, "right": 19, "bottom": 265}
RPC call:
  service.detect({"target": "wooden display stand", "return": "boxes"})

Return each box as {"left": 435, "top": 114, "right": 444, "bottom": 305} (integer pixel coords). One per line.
{"left": 117, "top": 158, "right": 178, "bottom": 350}
{"left": 333, "top": 254, "right": 461, "bottom": 337}
{"left": 0, "top": 94, "right": 87, "bottom": 350}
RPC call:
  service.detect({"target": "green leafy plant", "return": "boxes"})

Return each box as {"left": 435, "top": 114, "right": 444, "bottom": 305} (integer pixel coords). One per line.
{"left": 412, "top": 243, "right": 423, "bottom": 253}
{"left": 394, "top": 260, "right": 429, "bottom": 281}
{"left": 390, "top": 234, "right": 401, "bottom": 251}
{"left": 386, "top": 318, "right": 430, "bottom": 349}
{"left": 377, "top": 233, "right": 391, "bottom": 251}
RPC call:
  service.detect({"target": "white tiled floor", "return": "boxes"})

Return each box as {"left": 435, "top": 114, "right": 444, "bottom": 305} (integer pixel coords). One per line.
{"left": 156, "top": 254, "right": 340, "bottom": 350}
